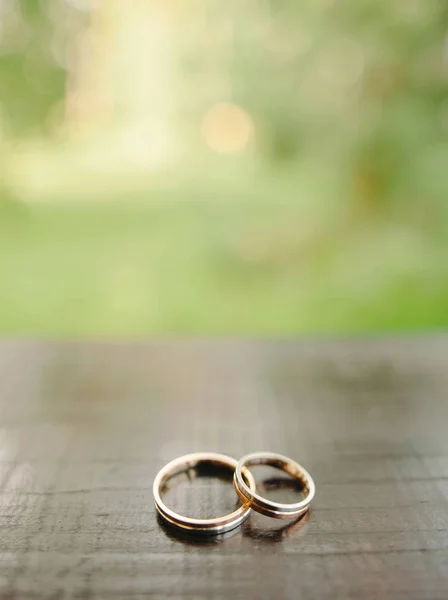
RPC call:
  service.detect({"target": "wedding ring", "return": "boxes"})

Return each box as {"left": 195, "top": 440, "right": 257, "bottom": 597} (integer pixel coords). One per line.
{"left": 153, "top": 452, "right": 256, "bottom": 535}
{"left": 233, "top": 451, "right": 315, "bottom": 519}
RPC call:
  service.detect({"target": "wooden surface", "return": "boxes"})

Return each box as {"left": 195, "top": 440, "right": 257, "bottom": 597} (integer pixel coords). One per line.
{"left": 0, "top": 337, "right": 448, "bottom": 599}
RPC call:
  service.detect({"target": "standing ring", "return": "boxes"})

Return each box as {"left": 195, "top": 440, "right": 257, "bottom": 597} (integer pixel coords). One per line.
{"left": 233, "top": 451, "right": 315, "bottom": 519}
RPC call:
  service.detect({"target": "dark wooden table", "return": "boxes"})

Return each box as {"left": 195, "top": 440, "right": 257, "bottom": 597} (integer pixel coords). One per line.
{"left": 0, "top": 337, "right": 448, "bottom": 599}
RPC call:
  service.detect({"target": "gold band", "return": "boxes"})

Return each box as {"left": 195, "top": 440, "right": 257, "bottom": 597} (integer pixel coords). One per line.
{"left": 153, "top": 452, "right": 256, "bottom": 535}
{"left": 233, "top": 451, "right": 315, "bottom": 519}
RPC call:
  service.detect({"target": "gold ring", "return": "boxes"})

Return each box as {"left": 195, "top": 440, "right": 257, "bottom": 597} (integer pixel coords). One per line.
{"left": 153, "top": 452, "right": 256, "bottom": 535}
{"left": 233, "top": 451, "right": 315, "bottom": 519}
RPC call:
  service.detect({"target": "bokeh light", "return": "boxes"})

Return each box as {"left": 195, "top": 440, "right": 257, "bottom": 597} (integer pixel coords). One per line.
{"left": 201, "top": 102, "right": 253, "bottom": 154}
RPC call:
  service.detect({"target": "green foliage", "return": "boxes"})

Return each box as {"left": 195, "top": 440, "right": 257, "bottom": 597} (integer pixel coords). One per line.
{"left": 0, "top": 0, "right": 447, "bottom": 334}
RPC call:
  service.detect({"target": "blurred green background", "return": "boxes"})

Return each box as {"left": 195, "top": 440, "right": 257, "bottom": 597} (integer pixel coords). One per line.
{"left": 0, "top": 0, "right": 447, "bottom": 335}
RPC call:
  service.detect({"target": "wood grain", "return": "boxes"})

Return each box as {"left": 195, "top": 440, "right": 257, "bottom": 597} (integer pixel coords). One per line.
{"left": 0, "top": 337, "right": 447, "bottom": 599}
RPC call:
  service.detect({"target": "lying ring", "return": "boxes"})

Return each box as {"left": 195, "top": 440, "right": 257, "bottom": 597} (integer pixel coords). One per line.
{"left": 153, "top": 452, "right": 256, "bottom": 535}
{"left": 233, "top": 451, "right": 315, "bottom": 519}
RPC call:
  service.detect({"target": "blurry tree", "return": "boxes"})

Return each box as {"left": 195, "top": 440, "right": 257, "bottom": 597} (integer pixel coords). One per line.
{"left": 0, "top": 0, "right": 67, "bottom": 135}
{"left": 228, "top": 0, "right": 448, "bottom": 216}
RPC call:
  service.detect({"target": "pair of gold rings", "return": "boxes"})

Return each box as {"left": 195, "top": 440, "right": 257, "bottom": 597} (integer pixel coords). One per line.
{"left": 153, "top": 451, "right": 315, "bottom": 535}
